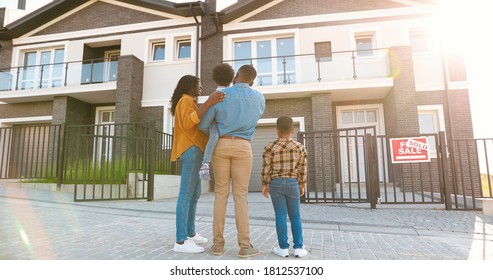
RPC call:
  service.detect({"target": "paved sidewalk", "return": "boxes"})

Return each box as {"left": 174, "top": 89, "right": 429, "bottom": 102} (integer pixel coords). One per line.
{"left": 1, "top": 183, "right": 493, "bottom": 260}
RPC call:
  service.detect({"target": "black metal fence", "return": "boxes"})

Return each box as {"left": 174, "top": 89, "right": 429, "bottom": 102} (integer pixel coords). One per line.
{"left": 0, "top": 122, "right": 179, "bottom": 201}
{"left": 298, "top": 128, "right": 493, "bottom": 210}
{"left": 0, "top": 124, "right": 62, "bottom": 179}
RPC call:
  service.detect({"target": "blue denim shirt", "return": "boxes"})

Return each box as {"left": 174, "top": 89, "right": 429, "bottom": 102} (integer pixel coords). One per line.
{"left": 199, "top": 83, "right": 265, "bottom": 141}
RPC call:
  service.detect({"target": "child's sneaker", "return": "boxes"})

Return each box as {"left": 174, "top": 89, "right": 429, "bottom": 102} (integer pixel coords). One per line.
{"left": 294, "top": 246, "right": 308, "bottom": 258}
{"left": 272, "top": 246, "right": 289, "bottom": 258}
{"left": 199, "top": 162, "right": 211, "bottom": 180}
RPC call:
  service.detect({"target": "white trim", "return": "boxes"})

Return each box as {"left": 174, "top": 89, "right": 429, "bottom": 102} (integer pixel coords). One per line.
{"left": 20, "top": 0, "right": 187, "bottom": 39}
{"left": 0, "top": 116, "right": 52, "bottom": 126}
{"left": 228, "top": 0, "right": 285, "bottom": 24}
{"left": 11, "top": 41, "right": 69, "bottom": 67}
{"left": 223, "top": 7, "right": 434, "bottom": 32}
{"left": 14, "top": 18, "right": 196, "bottom": 45}
{"left": 223, "top": 28, "right": 299, "bottom": 63}
{"left": 417, "top": 104, "right": 445, "bottom": 132}
{"left": 95, "top": 106, "right": 116, "bottom": 125}
{"left": 100, "top": 0, "right": 184, "bottom": 20}
{"left": 335, "top": 104, "right": 386, "bottom": 135}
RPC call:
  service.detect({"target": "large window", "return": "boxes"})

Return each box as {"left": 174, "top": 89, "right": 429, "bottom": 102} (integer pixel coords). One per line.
{"left": 21, "top": 48, "right": 65, "bottom": 89}
{"left": 233, "top": 36, "right": 295, "bottom": 86}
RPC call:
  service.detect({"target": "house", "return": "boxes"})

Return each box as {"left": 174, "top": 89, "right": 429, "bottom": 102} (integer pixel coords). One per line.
{"left": 0, "top": 1, "right": 475, "bottom": 200}
{"left": 197, "top": 0, "right": 473, "bottom": 192}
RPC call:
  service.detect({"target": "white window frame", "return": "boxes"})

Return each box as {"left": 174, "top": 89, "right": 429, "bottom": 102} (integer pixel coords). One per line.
{"left": 150, "top": 40, "right": 166, "bottom": 62}
{"left": 175, "top": 38, "right": 192, "bottom": 60}
{"left": 409, "top": 30, "right": 431, "bottom": 55}
{"left": 229, "top": 33, "right": 297, "bottom": 86}
{"left": 418, "top": 105, "right": 446, "bottom": 158}
{"left": 354, "top": 33, "right": 376, "bottom": 58}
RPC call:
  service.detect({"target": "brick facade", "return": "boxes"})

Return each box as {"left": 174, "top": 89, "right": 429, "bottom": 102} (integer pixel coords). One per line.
{"left": 0, "top": 101, "right": 53, "bottom": 119}
{"left": 115, "top": 55, "right": 144, "bottom": 125}
{"left": 34, "top": 2, "right": 166, "bottom": 36}
{"left": 247, "top": 0, "right": 402, "bottom": 22}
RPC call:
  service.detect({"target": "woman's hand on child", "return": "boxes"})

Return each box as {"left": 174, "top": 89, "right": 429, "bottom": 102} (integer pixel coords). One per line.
{"left": 206, "top": 91, "right": 225, "bottom": 106}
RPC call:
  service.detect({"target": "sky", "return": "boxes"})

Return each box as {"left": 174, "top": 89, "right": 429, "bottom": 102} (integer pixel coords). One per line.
{"left": 442, "top": 0, "right": 493, "bottom": 138}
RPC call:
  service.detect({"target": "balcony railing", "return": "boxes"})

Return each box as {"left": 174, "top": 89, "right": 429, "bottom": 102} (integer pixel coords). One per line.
{"left": 0, "top": 57, "right": 119, "bottom": 92}
{"left": 224, "top": 48, "right": 391, "bottom": 86}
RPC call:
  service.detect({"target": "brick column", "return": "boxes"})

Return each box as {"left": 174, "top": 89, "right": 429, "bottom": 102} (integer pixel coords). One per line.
{"left": 115, "top": 55, "right": 144, "bottom": 124}
{"left": 384, "top": 46, "right": 419, "bottom": 137}
{"left": 311, "top": 92, "right": 333, "bottom": 131}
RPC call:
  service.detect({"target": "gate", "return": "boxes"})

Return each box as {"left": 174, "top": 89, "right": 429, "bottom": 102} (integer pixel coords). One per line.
{"left": 298, "top": 126, "right": 380, "bottom": 208}
{"left": 62, "top": 123, "right": 155, "bottom": 202}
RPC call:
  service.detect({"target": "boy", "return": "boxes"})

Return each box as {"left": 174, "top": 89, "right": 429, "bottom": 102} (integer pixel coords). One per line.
{"left": 261, "top": 116, "right": 308, "bottom": 258}
{"left": 199, "top": 63, "right": 235, "bottom": 181}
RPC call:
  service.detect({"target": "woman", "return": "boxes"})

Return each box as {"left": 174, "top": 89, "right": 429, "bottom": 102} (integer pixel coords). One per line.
{"left": 170, "top": 75, "right": 224, "bottom": 253}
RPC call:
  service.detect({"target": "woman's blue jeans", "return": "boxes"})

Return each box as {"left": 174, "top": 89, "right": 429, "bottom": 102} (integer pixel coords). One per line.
{"left": 269, "top": 178, "right": 304, "bottom": 249}
{"left": 176, "top": 145, "right": 203, "bottom": 243}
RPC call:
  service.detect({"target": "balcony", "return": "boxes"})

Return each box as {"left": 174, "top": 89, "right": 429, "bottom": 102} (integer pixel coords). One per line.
{"left": 225, "top": 48, "right": 394, "bottom": 101}
{"left": 0, "top": 57, "right": 119, "bottom": 103}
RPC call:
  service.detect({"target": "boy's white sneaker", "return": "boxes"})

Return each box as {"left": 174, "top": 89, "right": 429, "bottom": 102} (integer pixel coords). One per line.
{"left": 294, "top": 246, "right": 308, "bottom": 258}
{"left": 272, "top": 246, "right": 289, "bottom": 258}
{"left": 173, "top": 240, "right": 204, "bottom": 253}
{"left": 188, "top": 233, "right": 208, "bottom": 244}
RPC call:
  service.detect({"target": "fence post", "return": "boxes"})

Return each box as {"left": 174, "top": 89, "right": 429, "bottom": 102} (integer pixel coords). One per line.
{"left": 56, "top": 123, "right": 66, "bottom": 191}
{"left": 147, "top": 121, "right": 156, "bottom": 201}
{"left": 366, "top": 133, "right": 377, "bottom": 209}
{"left": 439, "top": 131, "right": 452, "bottom": 210}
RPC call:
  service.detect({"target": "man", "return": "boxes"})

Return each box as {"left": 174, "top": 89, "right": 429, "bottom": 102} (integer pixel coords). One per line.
{"left": 199, "top": 64, "right": 265, "bottom": 258}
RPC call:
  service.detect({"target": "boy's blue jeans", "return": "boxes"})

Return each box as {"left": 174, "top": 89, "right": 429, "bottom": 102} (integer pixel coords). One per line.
{"left": 176, "top": 145, "right": 203, "bottom": 243}
{"left": 269, "top": 178, "right": 304, "bottom": 249}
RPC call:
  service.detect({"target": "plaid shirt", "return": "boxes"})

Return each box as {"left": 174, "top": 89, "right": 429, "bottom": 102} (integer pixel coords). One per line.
{"left": 261, "top": 137, "right": 307, "bottom": 189}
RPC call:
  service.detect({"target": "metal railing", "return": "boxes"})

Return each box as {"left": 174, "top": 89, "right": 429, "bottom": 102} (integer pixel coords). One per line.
{"left": 0, "top": 122, "right": 180, "bottom": 201}
{"left": 0, "top": 57, "right": 119, "bottom": 92}
{"left": 224, "top": 48, "right": 390, "bottom": 86}
{"left": 0, "top": 124, "right": 62, "bottom": 179}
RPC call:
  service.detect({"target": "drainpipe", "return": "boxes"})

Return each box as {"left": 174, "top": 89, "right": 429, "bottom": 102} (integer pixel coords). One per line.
{"left": 440, "top": 42, "right": 455, "bottom": 139}
{"left": 189, "top": 3, "right": 200, "bottom": 77}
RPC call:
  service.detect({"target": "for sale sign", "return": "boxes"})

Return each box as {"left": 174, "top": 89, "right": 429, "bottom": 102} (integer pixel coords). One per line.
{"left": 390, "top": 137, "right": 431, "bottom": 163}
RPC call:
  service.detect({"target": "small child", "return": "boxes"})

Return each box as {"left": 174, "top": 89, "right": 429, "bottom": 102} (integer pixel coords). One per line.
{"left": 261, "top": 116, "right": 308, "bottom": 258}
{"left": 199, "top": 63, "right": 235, "bottom": 181}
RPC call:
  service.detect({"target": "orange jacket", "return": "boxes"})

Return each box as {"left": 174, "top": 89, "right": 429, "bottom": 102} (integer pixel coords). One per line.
{"left": 171, "top": 94, "right": 208, "bottom": 161}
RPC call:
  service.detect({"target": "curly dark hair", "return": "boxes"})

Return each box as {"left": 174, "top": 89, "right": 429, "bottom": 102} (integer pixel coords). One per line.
{"left": 170, "top": 75, "right": 200, "bottom": 116}
{"left": 212, "top": 63, "right": 235, "bottom": 87}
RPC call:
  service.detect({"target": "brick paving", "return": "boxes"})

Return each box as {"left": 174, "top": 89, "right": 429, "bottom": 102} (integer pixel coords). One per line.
{"left": 1, "top": 183, "right": 493, "bottom": 260}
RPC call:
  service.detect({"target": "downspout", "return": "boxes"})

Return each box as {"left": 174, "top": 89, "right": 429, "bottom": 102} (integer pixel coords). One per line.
{"left": 440, "top": 43, "right": 455, "bottom": 139}
{"left": 189, "top": 3, "right": 200, "bottom": 77}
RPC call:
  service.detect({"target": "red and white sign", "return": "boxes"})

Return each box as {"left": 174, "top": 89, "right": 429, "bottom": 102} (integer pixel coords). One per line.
{"left": 390, "top": 137, "right": 431, "bottom": 163}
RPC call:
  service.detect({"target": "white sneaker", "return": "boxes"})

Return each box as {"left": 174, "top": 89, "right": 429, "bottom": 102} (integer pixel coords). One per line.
{"left": 173, "top": 240, "right": 204, "bottom": 253}
{"left": 188, "top": 233, "right": 208, "bottom": 244}
{"left": 272, "top": 246, "right": 289, "bottom": 258}
{"left": 294, "top": 246, "right": 308, "bottom": 258}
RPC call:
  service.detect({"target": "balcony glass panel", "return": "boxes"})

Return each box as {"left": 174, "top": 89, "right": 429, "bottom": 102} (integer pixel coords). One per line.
{"left": 226, "top": 48, "right": 390, "bottom": 86}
